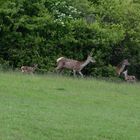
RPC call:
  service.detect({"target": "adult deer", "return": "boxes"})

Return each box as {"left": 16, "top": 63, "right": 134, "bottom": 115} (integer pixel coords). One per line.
{"left": 123, "top": 70, "right": 136, "bottom": 82}
{"left": 56, "top": 52, "right": 96, "bottom": 77}
{"left": 21, "top": 64, "right": 38, "bottom": 74}
{"left": 116, "top": 59, "right": 130, "bottom": 76}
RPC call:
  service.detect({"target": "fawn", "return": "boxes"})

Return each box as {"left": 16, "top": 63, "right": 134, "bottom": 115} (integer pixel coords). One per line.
{"left": 123, "top": 70, "right": 136, "bottom": 82}
{"left": 21, "top": 64, "right": 38, "bottom": 74}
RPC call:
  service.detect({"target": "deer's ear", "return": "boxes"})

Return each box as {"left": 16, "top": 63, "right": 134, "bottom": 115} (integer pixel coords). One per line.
{"left": 89, "top": 48, "right": 95, "bottom": 56}
{"left": 89, "top": 52, "right": 92, "bottom": 56}
{"left": 90, "top": 48, "right": 95, "bottom": 56}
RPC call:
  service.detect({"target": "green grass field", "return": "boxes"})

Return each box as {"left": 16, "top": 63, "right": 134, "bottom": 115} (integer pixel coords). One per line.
{"left": 0, "top": 72, "right": 140, "bottom": 140}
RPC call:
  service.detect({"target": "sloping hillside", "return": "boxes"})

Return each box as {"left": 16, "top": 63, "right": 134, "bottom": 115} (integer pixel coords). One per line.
{"left": 0, "top": 72, "right": 140, "bottom": 140}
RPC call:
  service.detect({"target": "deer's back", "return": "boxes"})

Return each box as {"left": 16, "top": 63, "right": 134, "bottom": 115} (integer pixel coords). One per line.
{"left": 58, "top": 58, "right": 82, "bottom": 70}
{"left": 21, "top": 66, "right": 34, "bottom": 73}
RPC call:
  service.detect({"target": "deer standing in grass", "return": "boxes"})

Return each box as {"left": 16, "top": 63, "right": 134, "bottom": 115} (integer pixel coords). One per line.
{"left": 123, "top": 70, "right": 136, "bottom": 82}
{"left": 56, "top": 52, "right": 96, "bottom": 77}
{"left": 116, "top": 59, "right": 130, "bottom": 76}
{"left": 21, "top": 64, "right": 38, "bottom": 74}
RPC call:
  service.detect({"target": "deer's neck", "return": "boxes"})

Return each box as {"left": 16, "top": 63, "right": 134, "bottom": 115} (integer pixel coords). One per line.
{"left": 81, "top": 59, "right": 90, "bottom": 69}
{"left": 121, "top": 64, "right": 126, "bottom": 70}
{"left": 117, "top": 64, "right": 126, "bottom": 74}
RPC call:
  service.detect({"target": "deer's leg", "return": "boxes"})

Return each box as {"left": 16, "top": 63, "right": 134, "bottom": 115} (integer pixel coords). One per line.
{"left": 55, "top": 66, "right": 60, "bottom": 71}
{"left": 59, "top": 68, "right": 64, "bottom": 74}
{"left": 55, "top": 66, "right": 61, "bottom": 73}
{"left": 73, "top": 70, "right": 76, "bottom": 77}
{"left": 55, "top": 62, "right": 63, "bottom": 71}
{"left": 79, "top": 71, "right": 84, "bottom": 78}
{"left": 21, "top": 68, "right": 25, "bottom": 73}
{"left": 30, "top": 71, "right": 34, "bottom": 75}
{"left": 55, "top": 68, "right": 61, "bottom": 74}
{"left": 55, "top": 66, "right": 64, "bottom": 75}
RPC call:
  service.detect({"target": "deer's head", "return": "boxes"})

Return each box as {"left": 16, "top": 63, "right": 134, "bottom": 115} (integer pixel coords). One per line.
{"left": 33, "top": 64, "right": 38, "bottom": 68}
{"left": 123, "top": 59, "right": 130, "bottom": 66}
{"left": 87, "top": 53, "right": 96, "bottom": 63}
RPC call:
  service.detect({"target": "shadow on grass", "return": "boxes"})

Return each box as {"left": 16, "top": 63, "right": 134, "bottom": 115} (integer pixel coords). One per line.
{"left": 55, "top": 88, "right": 66, "bottom": 91}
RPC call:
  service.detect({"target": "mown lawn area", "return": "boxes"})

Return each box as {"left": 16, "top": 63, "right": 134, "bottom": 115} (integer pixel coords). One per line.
{"left": 0, "top": 72, "right": 140, "bottom": 140}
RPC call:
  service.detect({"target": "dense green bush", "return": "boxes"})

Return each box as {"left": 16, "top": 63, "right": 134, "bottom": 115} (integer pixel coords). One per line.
{"left": 0, "top": 0, "right": 140, "bottom": 79}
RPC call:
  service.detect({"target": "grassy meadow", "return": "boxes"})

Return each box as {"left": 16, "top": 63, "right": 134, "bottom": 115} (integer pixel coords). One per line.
{"left": 0, "top": 72, "right": 140, "bottom": 140}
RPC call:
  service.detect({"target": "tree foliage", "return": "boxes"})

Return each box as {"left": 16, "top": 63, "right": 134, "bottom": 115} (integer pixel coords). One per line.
{"left": 0, "top": 0, "right": 140, "bottom": 78}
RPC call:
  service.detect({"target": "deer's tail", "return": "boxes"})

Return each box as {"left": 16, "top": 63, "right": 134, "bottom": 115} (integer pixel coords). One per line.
{"left": 57, "top": 57, "right": 64, "bottom": 63}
